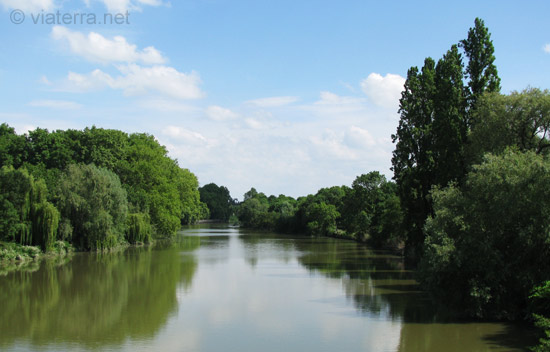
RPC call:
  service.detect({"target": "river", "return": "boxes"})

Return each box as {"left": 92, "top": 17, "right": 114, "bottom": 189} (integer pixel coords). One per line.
{"left": 0, "top": 225, "right": 535, "bottom": 351}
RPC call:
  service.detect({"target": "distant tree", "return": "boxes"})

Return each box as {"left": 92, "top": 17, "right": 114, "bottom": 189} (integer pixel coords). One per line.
{"left": 340, "top": 172, "right": 404, "bottom": 245}
{"left": 243, "top": 188, "right": 259, "bottom": 201}
{"left": 238, "top": 197, "right": 269, "bottom": 228}
{"left": 304, "top": 202, "right": 339, "bottom": 236}
{"left": 199, "top": 183, "right": 234, "bottom": 221}
{"left": 0, "top": 123, "right": 27, "bottom": 168}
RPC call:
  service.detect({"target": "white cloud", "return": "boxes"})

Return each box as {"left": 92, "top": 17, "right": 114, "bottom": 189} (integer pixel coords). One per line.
{"left": 205, "top": 105, "right": 238, "bottom": 121}
{"left": 39, "top": 75, "right": 52, "bottom": 85}
{"left": 66, "top": 64, "right": 203, "bottom": 100}
{"left": 310, "top": 130, "right": 358, "bottom": 161}
{"left": 87, "top": 0, "right": 164, "bottom": 13}
{"left": 544, "top": 44, "right": 550, "bottom": 54}
{"left": 67, "top": 69, "right": 114, "bottom": 91}
{"left": 316, "top": 91, "right": 363, "bottom": 106}
{"left": 52, "top": 26, "right": 166, "bottom": 65}
{"left": 29, "top": 99, "right": 82, "bottom": 109}
{"left": 360, "top": 73, "right": 405, "bottom": 109}
{"left": 245, "top": 96, "right": 299, "bottom": 108}
{"left": 162, "top": 126, "right": 208, "bottom": 145}
{"left": 345, "top": 126, "right": 376, "bottom": 148}
{"left": 138, "top": 98, "right": 199, "bottom": 113}
{"left": 302, "top": 91, "right": 366, "bottom": 116}
{"left": 244, "top": 118, "right": 264, "bottom": 130}
{"left": 0, "top": 0, "right": 55, "bottom": 12}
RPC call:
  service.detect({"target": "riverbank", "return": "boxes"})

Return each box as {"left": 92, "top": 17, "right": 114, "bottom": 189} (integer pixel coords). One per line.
{"left": 0, "top": 241, "right": 74, "bottom": 276}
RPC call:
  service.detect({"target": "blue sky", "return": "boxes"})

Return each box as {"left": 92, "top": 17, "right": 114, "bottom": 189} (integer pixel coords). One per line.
{"left": 1, "top": 0, "right": 549, "bottom": 199}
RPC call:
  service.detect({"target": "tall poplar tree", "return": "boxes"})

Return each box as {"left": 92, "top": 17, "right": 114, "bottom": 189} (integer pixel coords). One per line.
{"left": 460, "top": 17, "right": 501, "bottom": 125}
{"left": 392, "top": 59, "right": 436, "bottom": 257}
{"left": 392, "top": 18, "right": 500, "bottom": 260}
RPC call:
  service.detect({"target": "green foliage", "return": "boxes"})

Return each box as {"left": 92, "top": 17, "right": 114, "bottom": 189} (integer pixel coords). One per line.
{"left": 392, "top": 18, "right": 500, "bottom": 260}
{"left": 32, "top": 201, "right": 60, "bottom": 252}
{"left": 340, "top": 172, "right": 402, "bottom": 244}
{"left": 237, "top": 189, "right": 299, "bottom": 232}
{"left": 532, "top": 315, "right": 550, "bottom": 352}
{"left": 0, "top": 167, "right": 59, "bottom": 250}
{"left": 237, "top": 174, "right": 403, "bottom": 247}
{"left": 126, "top": 213, "right": 153, "bottom": 244}
{"left": 304, "top": 202, "right": 339, "bottom": 236}
{"left": 459, "top": 17, "right": 501, "bottom": 112}
{"left": 117, "top": 133, "right": 195, "bottom": 236}
{"left": 177, "top": 168, "right": 206, "bottom": 225}
{"left": 0, "top": 242, "right": 41, "bottom": 262}
{"left": 469, "top": 88, "right": 550, "bottom": 165}
{"left": 199, "top": 183, "right": 235, "bottom": 221}
{"left": 530, "top": 282, "right": 550, "bottom": 351}
{"left": 392, "top": 58, "right": 437, "bottom": 258}
{"left": 420, "top": 150, "right": 550, "bottom": 319}
{"left": 0, "top": 123, "right": 27, "bottom": 168}
{"left": 0, "top": 167, "right": 34, "bottom": 244}
{"left": 238, "top": 194, "right": 270, "bottom": 228}
{"left": 1, "top": 125, "right": 205, "bottom": 239}
{"left": 56, "top": 164, "right": 128, "bottom": 250}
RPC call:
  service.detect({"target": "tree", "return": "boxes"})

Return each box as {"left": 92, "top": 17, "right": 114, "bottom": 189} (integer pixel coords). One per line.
{"left": 420, "top": 150, "right": 550, "bottom": 319}
{"left": 304, "top": 202, "right": 339, "bottom": 236}
{"left": 118, "top": 133, "right": 191, "bottom": 236}
{"left": 0, "top": 167, "right": 59, "bottom": 251}
{"left": 0, "top": 123, "right": 27, "bottom": 168}
{"left": 56, "top": 164, "right": 128, "bottom": 250}
{"left": 460, "top": 17, "right": 501, "bottom": 117}
{"left": 392, "top": 18, "right": 501, "bottom": 260}
{"left": 199, "top": 183, "right": 234, "bottom": 221}
{"left": 468, "top": 88, "right": 550, "bottom": 164}
{"left": 243, "top": 188, "right": 259, "bottom": 201}
{"left": 432, "top": 45, "right": 468, "bottom": 186}
{"left": 126, "top": 212, "right": 153, "bottom": 244}
{"left": 237, "top": 197, "right": 269, "bottom": 228}
{"left": 392, "top": 58, "right": 436, "bottom": 259}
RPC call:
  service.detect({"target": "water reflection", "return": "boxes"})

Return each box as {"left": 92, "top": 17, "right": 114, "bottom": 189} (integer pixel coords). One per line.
{"left": 0, "top": 240, "right": 199, "bottom": 350}
{"left": 237, "top": 232, "right": 535, "bottom": 351}
{"left": 0, "top": 227, "right": 536, "bottom": 352}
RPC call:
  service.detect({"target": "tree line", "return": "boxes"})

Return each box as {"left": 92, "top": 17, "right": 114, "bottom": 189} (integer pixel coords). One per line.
{"left": 1, "top": 17, "right": 549, "bottom": 350}
{"left": 0, "top": 125, "right": 208, "bottom": 252}
{"left": 222, "top": 18, "right": 550, "bottom": 349}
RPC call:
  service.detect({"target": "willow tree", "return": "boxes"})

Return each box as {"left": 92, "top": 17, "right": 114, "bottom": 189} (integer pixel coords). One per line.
{"left": 56, "top": 164, "right": 128, "bottom": 250}
{"left": 0, "top": 167, "right": 59, "bottom": 251}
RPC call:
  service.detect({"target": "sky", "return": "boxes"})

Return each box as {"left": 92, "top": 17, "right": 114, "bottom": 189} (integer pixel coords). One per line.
{"left": 0, "top": 0, "right": 549, "bottom": 200}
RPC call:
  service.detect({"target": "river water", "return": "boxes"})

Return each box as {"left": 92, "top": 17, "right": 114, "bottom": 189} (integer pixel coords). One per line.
{"left": 0, "top": 226, "right": 535, "bottom": 351}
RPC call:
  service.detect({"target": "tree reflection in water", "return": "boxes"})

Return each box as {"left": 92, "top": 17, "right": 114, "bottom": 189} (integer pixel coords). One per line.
{"left": 0, "top": 237, "right": 199, "bottom": 349}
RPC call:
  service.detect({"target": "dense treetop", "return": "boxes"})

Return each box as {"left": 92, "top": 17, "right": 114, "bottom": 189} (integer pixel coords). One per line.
{"left": 0, "top": 124, "right": 207, "bottom": 250}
